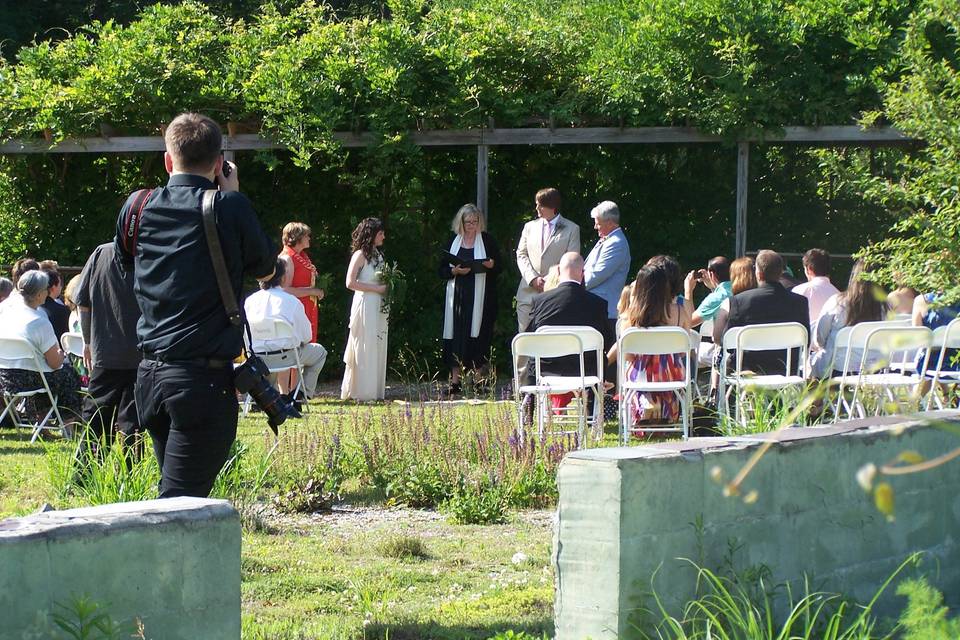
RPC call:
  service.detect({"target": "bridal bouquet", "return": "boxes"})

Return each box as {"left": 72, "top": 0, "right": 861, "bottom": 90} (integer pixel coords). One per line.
{"left": 375, "top": 261, "right": 407, "bottom": 315}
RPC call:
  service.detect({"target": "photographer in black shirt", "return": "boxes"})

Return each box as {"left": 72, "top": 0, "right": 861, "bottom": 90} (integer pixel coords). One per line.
{"left": 115, "top": 112, "right": 275, "bottom": 498}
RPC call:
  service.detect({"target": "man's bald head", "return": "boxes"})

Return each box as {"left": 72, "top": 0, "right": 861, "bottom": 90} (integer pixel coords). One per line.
{"left": 559, "top": 252, "right": 584, "bottom": 283}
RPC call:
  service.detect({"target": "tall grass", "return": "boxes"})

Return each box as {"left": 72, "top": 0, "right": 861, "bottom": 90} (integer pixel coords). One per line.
{"left": 635, "top": 554, "right": 923, "bottom": 639}
{"left": 42, "top": 403, "right": 565, "bottom": 523}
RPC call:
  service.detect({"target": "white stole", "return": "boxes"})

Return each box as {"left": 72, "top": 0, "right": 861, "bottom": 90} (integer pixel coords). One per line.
{"left": 443, "top": 233, "right": 487, "bottom": 339}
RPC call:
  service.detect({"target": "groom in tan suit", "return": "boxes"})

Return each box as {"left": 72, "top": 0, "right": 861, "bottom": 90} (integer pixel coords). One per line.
{"left": 515, "top": 187, "right": 581, "bottom": 334}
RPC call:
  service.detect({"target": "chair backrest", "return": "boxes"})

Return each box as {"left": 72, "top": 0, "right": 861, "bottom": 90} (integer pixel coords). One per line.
{"left": 861, "top": 326, "right": 931, "bottom": 365}
{"left": 536, "top": 325, "right": 604, "bottom": 353}
{"left": 724, "top": 322, "right": 808, "bottom": 377}
{"left": 931, "top": 317, "right": 960, "bottom": 350}
{"left": 0, "top": 336, "right": 46, "bottom": 374}
{"left": 512, "top": 332, "right": 584, "bottom": 361}
{"left": 736, "top": 322, "right": 808, "bottom": 352}
{"left": 249, "top": 318, "right": 297, "bottom": 346}
{"left": 843, "top": 320, "right": 910, "bottom": 349}
{"left": 620, "top": 326, "right": 691, "bottom": 357}
{"left": 617, "top": 327, "right": 692, "bottom": 389}
{"left": 60, "top": 332, "right": 85, "bottom": 358}
{"left": 699, "top": 319, "right": 714, "bottom": 340}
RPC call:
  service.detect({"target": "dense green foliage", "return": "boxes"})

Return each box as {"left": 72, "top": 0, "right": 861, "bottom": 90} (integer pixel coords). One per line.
{"left": 0, "top": 0, "right": 935, "bottom": 371}
{"left": 825, "top": 0, "right": 960, "bottom": 303}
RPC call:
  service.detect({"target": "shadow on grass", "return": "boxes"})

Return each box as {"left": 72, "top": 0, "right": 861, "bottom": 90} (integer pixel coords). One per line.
{"left": 366, "top": 619, "right": 552, "bottom": 640}
{"left": 0, "top": 429, "right": 51, "bottom": 455}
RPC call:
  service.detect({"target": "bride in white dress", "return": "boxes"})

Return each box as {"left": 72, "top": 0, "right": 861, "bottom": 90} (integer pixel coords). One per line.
{"left": 341, "top": 218, "right": 389, "bottom": 401}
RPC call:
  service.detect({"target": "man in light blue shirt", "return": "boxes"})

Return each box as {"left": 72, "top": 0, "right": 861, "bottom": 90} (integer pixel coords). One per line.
{"left": 683, "top": 256, "right": 732, "bottom": 329}
{"left": 583, "top": 201, "right": 631, "bottom": 336}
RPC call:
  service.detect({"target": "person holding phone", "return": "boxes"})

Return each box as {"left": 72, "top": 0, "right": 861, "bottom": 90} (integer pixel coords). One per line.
{"left": 114, "top": 113, "right": 275, "bottom": 498}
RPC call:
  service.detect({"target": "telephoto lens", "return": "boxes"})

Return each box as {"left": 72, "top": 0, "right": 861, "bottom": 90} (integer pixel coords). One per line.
{"left": 234, "top": 355, "right": 302, "bottom": 435}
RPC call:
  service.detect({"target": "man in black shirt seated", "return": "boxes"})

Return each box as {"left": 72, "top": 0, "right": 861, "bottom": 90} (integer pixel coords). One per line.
{"left": 114, "top": 112, "right": 275, "bottom": 498}
{"left": 724, "top": 249, "right": 810, "bottom": 375}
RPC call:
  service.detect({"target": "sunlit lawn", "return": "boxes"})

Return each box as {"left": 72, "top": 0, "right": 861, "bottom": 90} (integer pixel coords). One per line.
{"left": 0, "top": 397, "right": 559, "bottom": 639}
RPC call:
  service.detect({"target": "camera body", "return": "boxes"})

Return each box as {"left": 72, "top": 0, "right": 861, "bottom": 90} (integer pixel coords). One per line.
{"left": 234, "top": 354, "right": 301, "bottom": 434}
{"left": 696, "top": 268, "right": 708, "bottom": 282}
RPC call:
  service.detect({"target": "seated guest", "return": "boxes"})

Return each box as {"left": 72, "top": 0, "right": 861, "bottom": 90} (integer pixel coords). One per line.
{"left": 810, "top": 260, "right": 888, "bottom": 378}
{"left": 609, "top": 262, "right": 691, "bottom": 425}
{"left": 887, "top": 285, "right": 918, "bottom": 316}
{"left": 615, "top": 282, "right": 633, "bottom": 338}
{"left": 525, "top": 252, "right": 614, "bottom": 382}
{"left": 63, "top": 274, "right": 83, "bottom": 333}
{"left": 39, "top": 265, "right": 71, "bottom": 340}
{"left": 711, "top": 256, "right": 757, "bottom": 343}
{"left": 0, "top": 258, "right": 39, "bottom": 313}
{"left": 913, "top": 289, "right": 960, "bottom": 375}
{"left": 723, "top": 250, "right": 809, "bottom": 374}
{"left": 0, "top": 277, "right": 12, "bottom": 303}
{"left": 245, "top": 258, "right": 328, "bottom": 402}
{"left": 646, "top": 255, "right": 692, "bottom": 327}
{"left": 792, "top": 248, "right": 839, "bottom": 325}
{"left": 684, "top": 256, "right": 732, "bottom": 329}
{"left": 0, "top": 271, "right": 81, "bottom": 423}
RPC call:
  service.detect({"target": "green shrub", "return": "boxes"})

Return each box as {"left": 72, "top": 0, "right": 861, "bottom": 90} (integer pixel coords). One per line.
{"left": 898, "top": 577, "right": 960, "bottom": 639}
{"left": 376, "top": 534, "right": 431, "bottom": 560}
{"left": 443, "top": 477, "right": 509, "bottom": 525}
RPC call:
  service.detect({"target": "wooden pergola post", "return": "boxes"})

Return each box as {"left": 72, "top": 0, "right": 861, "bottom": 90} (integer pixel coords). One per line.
{"left": 735, "top": 141, "right": 749, "bottom": 258}
{"left": 476, "top": 144, "right": 489, "bottom": 215}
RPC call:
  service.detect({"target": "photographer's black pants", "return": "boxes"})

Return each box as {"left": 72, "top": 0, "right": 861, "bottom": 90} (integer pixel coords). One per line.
{"left": 135, "top": 360, "right": 238, "bottom": 498}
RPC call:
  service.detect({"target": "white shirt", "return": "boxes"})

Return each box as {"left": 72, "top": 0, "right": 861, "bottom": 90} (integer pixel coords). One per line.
{"left": 793, "top": 276, "right": 839, "bottom": 325}
{"left": 243, "top": 288, "right": 312, "bottom": 351}
{"left": 0, "top": 290, "right": 23, "bottom": 316}
{"left": 0, "top": 298, "right": 57, "bottom": 371}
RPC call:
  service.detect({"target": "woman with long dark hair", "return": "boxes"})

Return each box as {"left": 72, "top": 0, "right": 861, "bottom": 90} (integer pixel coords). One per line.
{"left": 341, "top": 217, "right": 388, "bottom": 401}
{"left": 810, "top": 260, "right": 888, "bottom": 378}
{"left": 610, "top": 263, "right": 691, "bottom": 425}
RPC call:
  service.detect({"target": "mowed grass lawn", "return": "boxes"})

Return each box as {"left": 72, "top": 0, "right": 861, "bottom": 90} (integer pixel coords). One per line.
{"left": 0, "top": 399, "right": 556, "bottom": 639}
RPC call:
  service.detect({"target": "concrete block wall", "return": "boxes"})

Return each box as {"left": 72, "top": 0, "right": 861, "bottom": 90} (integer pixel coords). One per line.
{"left": 0, "top": 497, "right": 240, "bottom": 639}
{"left": 553, "top": 413, "right": 960, "bottom": 639}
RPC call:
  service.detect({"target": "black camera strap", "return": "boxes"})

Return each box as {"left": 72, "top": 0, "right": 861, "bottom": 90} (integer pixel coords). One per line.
{"left": 201, "top": 189, "right": 254, "bottom": 352}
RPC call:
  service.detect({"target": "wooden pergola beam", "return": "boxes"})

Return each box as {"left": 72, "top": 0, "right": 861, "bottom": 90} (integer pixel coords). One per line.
{"left": 0, "top": 125, "right": 913, "bottom": 154}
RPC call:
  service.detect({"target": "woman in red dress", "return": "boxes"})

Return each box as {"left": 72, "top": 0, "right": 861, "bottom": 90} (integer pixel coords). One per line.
{"left": 279, "top": 222, "right": 325, "bottom": 342}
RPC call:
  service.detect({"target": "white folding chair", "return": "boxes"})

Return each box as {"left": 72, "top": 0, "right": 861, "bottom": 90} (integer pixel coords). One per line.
{"left": 617, "top": 327, "right": 693, "bottom": 444}
{"left": 60, "top": 332, "right": 85, "bottom": 359}
{"left": 536, "top": 326, "right": 605, "bottom": 439}
{"left": 60, "top": 331, "right": 88, "bottom": 392}
{"left": 717, "top": 322, "right": 808, "bottom": 428}
{"left": 923, "top": 318, "right": 960, "bottom": 410}
{"left": 832, "top": 326, "right": 931, "bottom": 420}
{"left": 0, "top": 337, "right": 69, "bottom": 442}
{"left": 243, "top": 318, "right": 309, "bottom": 415}
{"left": 511, "top": 332, "right": 588, "bottom": 448}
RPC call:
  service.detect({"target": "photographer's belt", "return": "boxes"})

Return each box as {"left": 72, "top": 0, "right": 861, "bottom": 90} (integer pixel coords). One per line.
{"left": 141, "top": 352, "right": 233, "bottom": 369}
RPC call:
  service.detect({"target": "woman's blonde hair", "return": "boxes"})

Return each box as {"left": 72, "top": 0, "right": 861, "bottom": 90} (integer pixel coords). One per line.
{"left": 617, "top": 282, "right": 633, "bottom": 317}
{"left": 63, "top": 274, "right": 83, "bottom": 311}
{"left": 451, "top": 203, "right": 487, "bottom": 235}
{"left": 282, "top": 222, "right": 311, "bottom": 247}
{"left": 542, "top": 265, "right": 561, "bottom": 292}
